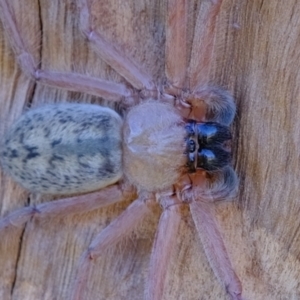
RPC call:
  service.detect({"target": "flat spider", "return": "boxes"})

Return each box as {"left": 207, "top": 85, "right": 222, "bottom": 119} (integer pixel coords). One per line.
{"left": 0, "top": 0, "right": 243, "bottom": 299}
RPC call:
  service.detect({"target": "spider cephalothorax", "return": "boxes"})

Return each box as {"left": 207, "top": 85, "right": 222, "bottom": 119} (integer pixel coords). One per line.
{"left": 0, "top": 0, "right": 243, "bottom": 299}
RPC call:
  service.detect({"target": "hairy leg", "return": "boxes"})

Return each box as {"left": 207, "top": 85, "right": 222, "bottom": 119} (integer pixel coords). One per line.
{"left": 172, "top": 1, "right": 235, "bottom": 124}
{"left": 145, "top": 195, "right": 181, "bottom": 300}
{"left": 188, "top": 0, "right": 223, "bottom": 90}
{"left": 190, "top": 200, "right": 243, "bottom": 300}
{"left": 164, "top": 2, "right": 235, "bottom": 122}
{"left": 164, "top": 0, "right": 191, "bottom": 116}
{"left": 0, "top": 0, "right": 133, "bottom": 101}
{"left": 165, "top": 0, "right": 188, "bottom": 90}
{"left": 70, "top": 192, "right": 154, "bottom": 300}
{"left": 0, "top": 183, "right": 135, "bottom": 231}
{"left": 77, "top": 0, "right": 155, "bottom": 91}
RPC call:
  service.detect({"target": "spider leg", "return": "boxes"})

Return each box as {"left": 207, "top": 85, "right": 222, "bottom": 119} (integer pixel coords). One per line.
{"left": 190, "top": 200, "right": 243, "bottom": 300}
{"left": 0, "top": 1, "right": 133, "bottom": 102}
{"left": 70, "top": 193, "right": 154, "bottom": 300}
{"left": 169, "top": 0, "right": 235, "bottom": 125}
{"left": 165, "top": 0, "right": 188, "bottom": 91}
{"left": 188, "top": 0, "right": 223, "bottom": 90}
{"left": 163, "top": 0, "right": 193, "bottom": 117}
{"left": 145, "top": 194, "right": 181, "bottom": 300}
{"left": 77, "top": 0, "right": 156, "bottom": 91}
{"left": 0, "top": 183, "right": 135, "bottom": 231}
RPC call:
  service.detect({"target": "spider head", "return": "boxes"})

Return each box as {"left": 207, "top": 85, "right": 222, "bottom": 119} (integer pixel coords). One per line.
{"left": 185, "top": 121, "right": 232, "bottom": 172}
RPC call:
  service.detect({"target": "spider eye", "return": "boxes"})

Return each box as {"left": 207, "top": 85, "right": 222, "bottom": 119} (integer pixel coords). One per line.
{"left": 197, "top": 122, "right": 231, "bottom": 145}
{"left": 197, "top": 147, "right": 231, "bottom": 171}
{"left": 188, "top": 139, "right": 196, "bottom": 152}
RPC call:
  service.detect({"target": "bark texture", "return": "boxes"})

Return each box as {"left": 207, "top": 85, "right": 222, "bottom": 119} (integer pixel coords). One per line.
{"left": 1, "top": 0, "right": 300, "bottom": 299}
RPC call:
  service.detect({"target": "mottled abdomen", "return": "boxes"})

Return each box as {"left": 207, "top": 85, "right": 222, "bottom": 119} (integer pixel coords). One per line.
{"left": 0, "top": 104, "right": 123, "bottom": 195}
{"left": 123, "top": 101, "right": 186, "bottom": 192}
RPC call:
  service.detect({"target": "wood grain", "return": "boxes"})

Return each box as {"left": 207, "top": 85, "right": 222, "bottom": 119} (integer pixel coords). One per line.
{"left": 1, "top": 0, "right": 300, "bottom": 299}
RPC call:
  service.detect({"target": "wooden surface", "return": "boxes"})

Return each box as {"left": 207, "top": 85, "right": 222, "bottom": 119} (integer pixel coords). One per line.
{"left": 1, "top": 0, "right": 300, "bottom": 299}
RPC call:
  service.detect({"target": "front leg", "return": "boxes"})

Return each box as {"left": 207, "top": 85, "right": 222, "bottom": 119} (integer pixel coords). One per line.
{"left": 171, "top": 0, "right": 236, "bottom": 124}
{"left": 190, "top": 200, "right": 243, "bottom": 300}
{"left": 188, "top": 0, "right": 224, "bottom": 90}
{"left": 177, "top": 169, "right": 241, "bottom": 298}
{"left": 165, "top": 0, "right": 188, "bottom": 90}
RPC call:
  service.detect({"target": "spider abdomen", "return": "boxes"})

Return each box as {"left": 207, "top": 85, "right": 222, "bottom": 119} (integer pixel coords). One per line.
{"left": 123, "top": 101, "right": 186, "bottom": 192}
{"left": 0, "top": 104, "right": 123, "bottom": 195}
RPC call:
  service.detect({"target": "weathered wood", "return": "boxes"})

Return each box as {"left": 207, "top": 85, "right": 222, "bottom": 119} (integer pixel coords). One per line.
{"left": 1, "top": 0, "right": 300, "bottom": 299}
